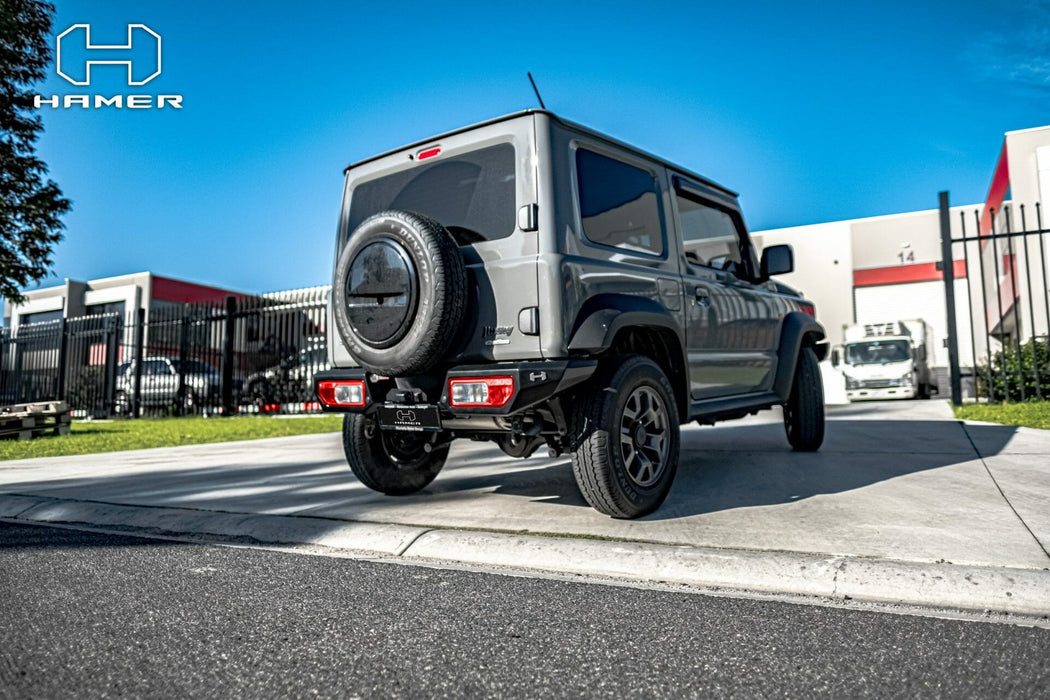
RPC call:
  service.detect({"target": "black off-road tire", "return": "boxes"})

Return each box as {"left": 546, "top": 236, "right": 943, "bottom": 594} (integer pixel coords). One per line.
{"left": 179, "top": 388, "right": 197, "bottom": 416}
{"left": 570, "top": 355, "right": 680, "bottom": 519}
{"left": 784, "top": 345, "right": 825, "bottom": 451}
{"left": 333, "top": 210, "right": 468, "bottom": 376}
{"left": 247, "top": 379, "right": 273, "bottom": 407}
{"left": 342, "top": 413, "right": 449, "bottom": 495}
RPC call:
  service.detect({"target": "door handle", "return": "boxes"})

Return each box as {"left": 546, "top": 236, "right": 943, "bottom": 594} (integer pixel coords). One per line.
{"left": 694, "top": 286, "right": 711, "bottom": 307}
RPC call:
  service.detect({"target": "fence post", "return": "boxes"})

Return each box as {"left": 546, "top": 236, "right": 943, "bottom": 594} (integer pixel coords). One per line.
{"left": 132, "top": 308, "right": 145, "bottom": 418}
{"left": 56, "top": 317, "right": 68, "bottom": 401}
{"left": 178, "top": 313, "right": 190, "bottom": 416}
{"left": 222, "top": 295, "right": 237, "bottom": 416}
{"left": 939, "top": 191, "right": 963, "bottom": 406}
{"left": 103, "top": 316, "right": 119, "bottom": 418}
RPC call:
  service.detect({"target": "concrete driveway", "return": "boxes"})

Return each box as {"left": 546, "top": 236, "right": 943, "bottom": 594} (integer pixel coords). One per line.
{"left": 2, "top": 400, "right": 1049, "bottom": 616}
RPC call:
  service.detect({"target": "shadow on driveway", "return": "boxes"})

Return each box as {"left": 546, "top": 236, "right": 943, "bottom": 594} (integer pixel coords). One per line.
{"left": 0, "top": 419, "right": 1019, "bottom": 526}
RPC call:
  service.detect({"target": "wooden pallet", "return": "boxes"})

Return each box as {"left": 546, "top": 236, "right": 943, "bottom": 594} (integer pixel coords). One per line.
{"left": 0, "top": 401, "right": 72, "bottom": 440}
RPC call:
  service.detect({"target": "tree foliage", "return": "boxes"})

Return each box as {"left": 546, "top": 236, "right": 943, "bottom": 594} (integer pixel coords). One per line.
{"left": 0, "top": 0, "right": 70, "bottom": 303}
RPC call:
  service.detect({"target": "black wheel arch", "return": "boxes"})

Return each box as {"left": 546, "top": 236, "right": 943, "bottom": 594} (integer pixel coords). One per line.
{"left": 567, "top": 294, "right": 689, "bottom": 422}
{"left": 773, "top": 311, "right": 827, "bottom": 402}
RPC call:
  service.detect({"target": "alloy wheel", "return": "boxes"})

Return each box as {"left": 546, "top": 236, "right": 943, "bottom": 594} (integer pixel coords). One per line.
{"left": 618, "top": 386, "right": 670, "bottom": 487}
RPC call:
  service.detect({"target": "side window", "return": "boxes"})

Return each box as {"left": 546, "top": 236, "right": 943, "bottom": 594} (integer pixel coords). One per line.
{"left": 576, "top": 148, "right": 664, "bottom": 256}
{"left": 676, "top": 194, "right": 744, "bottom": 274}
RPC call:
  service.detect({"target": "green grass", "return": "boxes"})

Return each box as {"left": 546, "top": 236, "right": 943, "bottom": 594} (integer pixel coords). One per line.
{"left": 0, "top": 414, "right": 344, "bottom": 461}
{"left": 953, "top": 402, "right": 1050, "bottom": 430}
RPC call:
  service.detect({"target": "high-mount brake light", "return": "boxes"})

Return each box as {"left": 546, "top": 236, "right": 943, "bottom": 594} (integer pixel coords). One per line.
{"left": 317, "top": 380, "right": 366, "bottom": 407}
{"left": 417, "top": 146, "right": 441, "bottom": 160}
{"left": 448, "top": 376, "right": 515, "bottom": 408}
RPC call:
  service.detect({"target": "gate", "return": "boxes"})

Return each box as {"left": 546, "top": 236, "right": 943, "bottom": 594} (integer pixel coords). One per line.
{"left": 0, "top": 314, "right": 123, "bottom": 412}
{"left": 939, "top": 191, "right": 1050, "bottom": 405}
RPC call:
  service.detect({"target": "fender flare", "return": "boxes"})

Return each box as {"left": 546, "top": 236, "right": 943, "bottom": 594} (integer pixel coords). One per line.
{"left": 567, "top": 294, "right": 684, "bottom": 354}
{"left": 773, "top": 312, "right": 827, "bottom": 401}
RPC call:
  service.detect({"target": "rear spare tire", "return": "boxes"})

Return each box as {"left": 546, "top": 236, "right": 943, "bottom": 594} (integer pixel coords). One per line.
{"left": 333, "top": 210, "right": 468, "bottom": 376}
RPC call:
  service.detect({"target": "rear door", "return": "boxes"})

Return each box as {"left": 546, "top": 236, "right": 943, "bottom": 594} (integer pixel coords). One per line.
{"left": 672, "top": 178, "right": 779, "bottom": 399}
{"left": 336, "top": 115, "right": 540, "bottom": 367}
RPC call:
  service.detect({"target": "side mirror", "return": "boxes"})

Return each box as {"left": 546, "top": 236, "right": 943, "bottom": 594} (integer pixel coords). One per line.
{"left": 760, "top": 244, "right": 794, "bottom": 279}
{"left": 831, "top": 349, "right": 840, "bottom": 368}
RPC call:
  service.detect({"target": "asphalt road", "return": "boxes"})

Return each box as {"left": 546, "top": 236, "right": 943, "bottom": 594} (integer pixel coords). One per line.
{"left": 1, "top": 522, "right": 1048, "bottom": 698}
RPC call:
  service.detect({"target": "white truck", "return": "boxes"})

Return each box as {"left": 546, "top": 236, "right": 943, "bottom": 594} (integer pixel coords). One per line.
{"left": 838, "top": 320, "right": 937, "bottom": 401}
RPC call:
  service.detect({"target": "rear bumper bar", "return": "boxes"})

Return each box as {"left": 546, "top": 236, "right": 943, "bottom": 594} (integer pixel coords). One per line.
{"left": 314, "top": 359, "right": 597, "bottom": 415}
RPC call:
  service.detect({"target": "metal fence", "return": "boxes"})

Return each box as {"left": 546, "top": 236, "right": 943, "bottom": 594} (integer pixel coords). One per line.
{"left": 939, "top": 192, "right": 1050, "bottom": 404}
{"left": 0, "top": 288, "right": 329, "bottom": 418}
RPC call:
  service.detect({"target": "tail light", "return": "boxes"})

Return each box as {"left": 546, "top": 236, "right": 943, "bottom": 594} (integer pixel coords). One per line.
{"left": 448, "top": 376, "right": 515, "bottom": 408}
{"left": 799, "top": 303, "right": 816, "bottom": 318}
{"left": 317, "top": 379, "right": 366, "bottom": 407}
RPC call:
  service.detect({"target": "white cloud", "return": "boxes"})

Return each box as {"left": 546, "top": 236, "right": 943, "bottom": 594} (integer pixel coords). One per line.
{"left": 969, "top": 1, "right": 1050, "bottom": 90}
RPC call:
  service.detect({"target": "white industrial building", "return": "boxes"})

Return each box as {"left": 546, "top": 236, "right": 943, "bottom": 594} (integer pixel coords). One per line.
{"left": 3, "top": 272, "right": 250, "bottom": 332}
{"left": 754, "top": 124, "right": 1050, "bottom": 395}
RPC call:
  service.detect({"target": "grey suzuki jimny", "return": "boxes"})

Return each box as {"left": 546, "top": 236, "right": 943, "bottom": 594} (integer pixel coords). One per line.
{"left": 315, "top": 110, "right": 826, "bottom": 519}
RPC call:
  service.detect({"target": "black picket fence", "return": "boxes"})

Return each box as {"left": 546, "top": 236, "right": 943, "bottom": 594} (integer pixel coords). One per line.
{"left": 0, "top": 288, "right": 329, "bottom": 418}
{"left": 939, "top": 193, "right": 1050, "bottom": 404}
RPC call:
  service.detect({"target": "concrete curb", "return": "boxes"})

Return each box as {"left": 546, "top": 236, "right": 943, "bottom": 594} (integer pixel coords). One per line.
{"left": 1, "top": 495, "right": 427, "bottom": 556}
{"left": 3, "top": 494, "right": 1048, "bottom": 618}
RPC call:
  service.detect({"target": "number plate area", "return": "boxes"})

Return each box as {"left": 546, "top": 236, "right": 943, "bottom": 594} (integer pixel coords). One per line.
{"left": 377, "top": 404, "right": 442, "bottom": 432}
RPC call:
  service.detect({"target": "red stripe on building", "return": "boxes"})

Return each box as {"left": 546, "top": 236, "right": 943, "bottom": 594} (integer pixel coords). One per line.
{"left": 853, "top": 260, "right": 967, "bottom": 287}
{"left": 152, "top": 275, "right": 252, "bottom": 305}
{"left": 987, "top": 254, "right": 1020, "bottom": 331}
{"left": 980, "top": 141, "right": 1010, "bottom": 241}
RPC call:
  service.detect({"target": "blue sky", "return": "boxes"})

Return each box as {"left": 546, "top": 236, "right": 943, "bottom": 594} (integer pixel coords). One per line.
{"left": 28, "top": 0, "right": 1050, "bottom": 295}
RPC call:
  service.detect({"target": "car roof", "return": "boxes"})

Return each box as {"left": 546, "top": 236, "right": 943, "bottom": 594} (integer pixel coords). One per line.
{"left": 344, "top": 109, "right": 737, "bottom": 198}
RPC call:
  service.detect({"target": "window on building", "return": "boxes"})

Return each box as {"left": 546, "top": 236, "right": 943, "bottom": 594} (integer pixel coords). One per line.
{"left": 676, "top": 195, "right": 744, "bottom": 272}
{"left": 19, "top": 310, "right": 63, "bottom": 326}
{"left": 86, "top": 301, "right": 126, "bottom": 318}
{"left": 576, "top": 148, "right": 664, "bottom": 256}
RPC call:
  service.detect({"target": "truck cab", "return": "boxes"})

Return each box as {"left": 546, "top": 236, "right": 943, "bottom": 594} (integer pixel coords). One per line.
{"left": 840, "top": 320, "right": 936, "bottom": 400}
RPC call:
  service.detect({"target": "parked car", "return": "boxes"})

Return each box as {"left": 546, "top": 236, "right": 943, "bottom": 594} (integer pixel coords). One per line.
{"left": 115, "top": 356, "right": 223, "bottom": 413}
{"left": 316, "top": 110, "right": 827, "bottom": 518}
{"left": 243, "top": 347, "right": 330, "bottom": 406}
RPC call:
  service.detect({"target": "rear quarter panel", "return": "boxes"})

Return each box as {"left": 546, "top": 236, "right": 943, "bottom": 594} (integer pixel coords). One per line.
{"left": 539, "top": 119, "right": 684, "bottom": 357}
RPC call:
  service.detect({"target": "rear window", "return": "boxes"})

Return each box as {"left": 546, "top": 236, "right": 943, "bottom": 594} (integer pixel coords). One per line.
{"left": 347, "top": 143, "right": 516, "bottom": 243}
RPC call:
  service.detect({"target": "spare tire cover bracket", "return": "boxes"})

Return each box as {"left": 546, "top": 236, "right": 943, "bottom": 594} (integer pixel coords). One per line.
{"left": 344, "top": 238, "right": 419, "bottom": 349}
